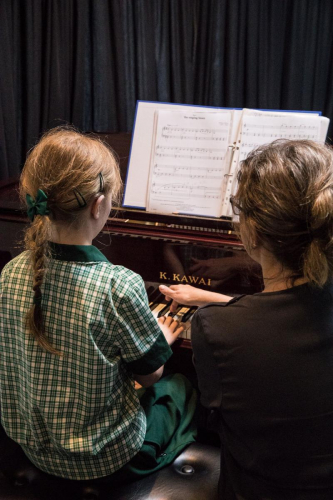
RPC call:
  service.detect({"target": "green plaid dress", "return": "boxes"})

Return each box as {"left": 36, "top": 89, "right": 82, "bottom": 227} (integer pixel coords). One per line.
{"left": 0, "top": 243, "right": 182, "bottom": 480}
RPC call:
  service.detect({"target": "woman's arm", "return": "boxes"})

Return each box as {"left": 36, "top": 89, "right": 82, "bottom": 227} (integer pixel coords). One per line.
{"left": 159, "top": 284, "right": 233, "bottom": 313}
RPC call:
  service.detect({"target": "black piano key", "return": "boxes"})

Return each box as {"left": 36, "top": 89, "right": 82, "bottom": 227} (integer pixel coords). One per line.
{"left": 167, "top": 306, "right": 180, "bottom": 318}
{"left": 171, "top": 306, "right": 189, "bottom": 321}
{"left": 182, "top": 307, "right": 197, "bottom": 323}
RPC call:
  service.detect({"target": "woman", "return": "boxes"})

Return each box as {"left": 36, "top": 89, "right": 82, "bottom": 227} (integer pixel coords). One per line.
{"left": 160, "top": 139, "right": 333, "bottom": 499}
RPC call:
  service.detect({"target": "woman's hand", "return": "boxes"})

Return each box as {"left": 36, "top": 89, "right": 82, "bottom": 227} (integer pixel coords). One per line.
{"left": 157, "top": 315, "right": 184, "bottom": 345}
{"left": 159, "top": 284, "right": 205, "bottom": 312}
{"left": 159, "top": 284, "right": 233, "bottom": 312}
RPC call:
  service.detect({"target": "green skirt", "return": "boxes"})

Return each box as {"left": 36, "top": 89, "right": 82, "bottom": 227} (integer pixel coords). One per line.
{"left": 107, "top": 373, "right": 197, "bottom": 483}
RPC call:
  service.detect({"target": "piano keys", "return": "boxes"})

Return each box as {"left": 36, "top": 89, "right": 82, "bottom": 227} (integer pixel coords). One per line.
{"left": 147, "top": 284, "right": 196, "bottom": 340}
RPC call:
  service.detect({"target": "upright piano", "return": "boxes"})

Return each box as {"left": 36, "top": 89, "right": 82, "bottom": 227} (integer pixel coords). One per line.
{"left": 0, "top": 133, "right": 263, "bottom": 381}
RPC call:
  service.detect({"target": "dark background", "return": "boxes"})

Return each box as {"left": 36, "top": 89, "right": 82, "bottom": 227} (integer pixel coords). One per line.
{"left": 1, "top": 0, "right": 333, "bottom": 180}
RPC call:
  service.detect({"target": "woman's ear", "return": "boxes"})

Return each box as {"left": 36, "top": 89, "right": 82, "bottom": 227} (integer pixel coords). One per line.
{"left": 91, "top": 195, "right": 105, "bottom": 220}
{"left": 240, "top": 217, "right": 259, "bottom": 253}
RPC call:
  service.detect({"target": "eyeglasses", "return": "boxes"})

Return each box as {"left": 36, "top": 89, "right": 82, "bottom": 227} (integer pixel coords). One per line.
{"left": 229, "top": 196, "right": 241, "bottom": 216}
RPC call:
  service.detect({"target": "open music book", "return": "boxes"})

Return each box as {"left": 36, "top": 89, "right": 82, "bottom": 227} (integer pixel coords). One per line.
{"left": 123, "top": 101, "right": 330, "bottom": 218}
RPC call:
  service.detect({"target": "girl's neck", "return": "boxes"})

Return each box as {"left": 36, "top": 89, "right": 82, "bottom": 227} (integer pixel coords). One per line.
{"left": 49, "top": 223, "right": 93, "bottom": 246}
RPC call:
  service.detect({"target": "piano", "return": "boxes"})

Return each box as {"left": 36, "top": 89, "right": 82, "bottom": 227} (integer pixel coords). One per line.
{"left": 0, "top": 132, "right": 263, "bottom": 381}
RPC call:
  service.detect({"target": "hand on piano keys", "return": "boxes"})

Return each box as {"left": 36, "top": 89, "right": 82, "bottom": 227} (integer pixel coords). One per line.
{"left": 146, "top": 285, "right": 196, "bottom": 340}
{"left": 159, "top": 284, "right": 233, "bottom": 315}
{"left": 157, "top": 315, "right": 185, "bottom": 345}
{"left": 159, "top": 284, "right": 206, "bottom": 313}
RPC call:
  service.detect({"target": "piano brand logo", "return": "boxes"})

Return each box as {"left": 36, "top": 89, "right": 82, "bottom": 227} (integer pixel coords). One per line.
{"left": 159, "top": 272, "right": 211, "bottom": 287}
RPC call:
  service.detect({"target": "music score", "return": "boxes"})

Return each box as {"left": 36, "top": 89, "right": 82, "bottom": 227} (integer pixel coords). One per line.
{"left": 151, "top": 182, "right": 222, "bottom": 200}
{"left": 147, "top": 109, "right": 231, "bottom": 217}
{"left": 152, "top": 164, "right": 223, "bottom": 180}
{"left": 123, "top": 102, "right": 328, "bottom": 218}
{"left": 238, "top": 113, "right": 321, "bottom": 163}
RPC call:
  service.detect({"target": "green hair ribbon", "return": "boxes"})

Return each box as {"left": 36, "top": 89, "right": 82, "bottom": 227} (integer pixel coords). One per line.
{"left": 26, "top": 189, "right": 50, "bottom": 221}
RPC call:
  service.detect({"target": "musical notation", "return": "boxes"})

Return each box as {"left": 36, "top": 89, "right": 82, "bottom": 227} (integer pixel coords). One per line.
{"left": 162, "top": 126, "right": 229, "bottom": 135}
{"left": 238, "top": 112, "right": 321, "bottom": 163}
{"left": 242, "top": 123, "right": 318, "bottom": 131}
{"left": 151, "top": 182, "right": 222, "bottom": 200}
{"left": 147, "top": 108, "right": 232, "bottom": 217}
{"left": 152, "top": 164, "right": 223, "bottom": 179}
{"left": 155, "top": 145, "right": 225, "bottom": 153}
{"left": 162, "top": 134, "right": 225, "bottom": 141}
{"left": 154, "top": 145, "right": 225, "bottom": 162}
{"left": 155, "top": 153, "right": 225, "bottom": 161}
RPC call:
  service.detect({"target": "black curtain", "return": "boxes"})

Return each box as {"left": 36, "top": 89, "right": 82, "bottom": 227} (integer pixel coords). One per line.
{"left": 1, "top": 0, "right": 333, "bottom": 180}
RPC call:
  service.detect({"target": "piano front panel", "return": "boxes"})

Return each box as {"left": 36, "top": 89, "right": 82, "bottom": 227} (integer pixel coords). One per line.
{"left": 93, "top": 226, "right": 263, "bottom": 350}
{"left": 94, "top": 229, "right": 262, "bottom": 297}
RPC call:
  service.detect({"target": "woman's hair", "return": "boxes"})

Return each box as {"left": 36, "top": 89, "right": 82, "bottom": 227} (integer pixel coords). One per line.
{"left": 20, "top": 126, "right": 122, "bottom": 355}
{"left": 232, "top": 139, "right": 333, "bottom": 287}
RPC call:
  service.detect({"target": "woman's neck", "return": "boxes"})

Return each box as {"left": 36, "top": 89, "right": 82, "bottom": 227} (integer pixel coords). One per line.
{"left": 253, "top": 246, "right": 308, "bottom": 292}
{"left": 262, "top": 271, "right": 308, "bottom": 293}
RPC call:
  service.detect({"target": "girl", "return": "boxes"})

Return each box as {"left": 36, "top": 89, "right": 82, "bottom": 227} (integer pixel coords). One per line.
{"left": 0, "top": 127, "right": 196, "bottom": 482}
{"left": 160, "top": 140, "right": 333, "bottom": 499}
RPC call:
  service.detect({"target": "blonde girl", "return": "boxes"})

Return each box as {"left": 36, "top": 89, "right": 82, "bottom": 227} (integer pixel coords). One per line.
{"left": 0, "top": 127, "right": 196, "bottom": 482}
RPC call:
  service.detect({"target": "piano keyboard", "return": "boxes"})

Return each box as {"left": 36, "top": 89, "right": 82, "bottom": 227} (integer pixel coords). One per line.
{"left": 171, "top": 224, "right": 234, "bottom": 235}
{"left": 146, "top": 285, "right": 196, "bottom": 340}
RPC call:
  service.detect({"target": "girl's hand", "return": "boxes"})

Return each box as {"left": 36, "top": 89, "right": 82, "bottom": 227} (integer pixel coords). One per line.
{"left": 157, "top": 315, "right": 184, "bottom": 345}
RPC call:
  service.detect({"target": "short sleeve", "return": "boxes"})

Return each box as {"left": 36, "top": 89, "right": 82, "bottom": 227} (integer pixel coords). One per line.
{"left": 191, "top": 310, "right": 223, "bottom": 409}
{"left": 112, "top": 273, "right": 172, "bottom": 375}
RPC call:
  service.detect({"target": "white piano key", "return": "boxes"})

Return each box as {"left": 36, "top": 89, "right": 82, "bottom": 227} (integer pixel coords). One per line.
{"left": 151, "top": 303, "right": 167, "bottom": 319}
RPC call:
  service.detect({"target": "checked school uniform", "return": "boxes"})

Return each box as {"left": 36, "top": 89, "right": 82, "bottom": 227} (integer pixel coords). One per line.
{"left": 0, "top": 243, "right": 196, "bottom": 481}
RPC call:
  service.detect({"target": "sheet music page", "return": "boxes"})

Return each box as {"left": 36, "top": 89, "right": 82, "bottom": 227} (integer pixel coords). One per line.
{"left": 238, "top": 109, "right": 321, "bottom": 162}
{"left": 146, "top": 109, "right": 232, "bottom": 217}
{"left": 222, "top": 109, "right": 322, "bottom": 218}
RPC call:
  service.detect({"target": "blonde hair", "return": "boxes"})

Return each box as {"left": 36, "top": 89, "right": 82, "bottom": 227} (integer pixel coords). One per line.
{"left": 233, "top": 139, "right": 333, "bottom": 287}
{"left": 20, "top": 127, "right": 122, "bottom": 355}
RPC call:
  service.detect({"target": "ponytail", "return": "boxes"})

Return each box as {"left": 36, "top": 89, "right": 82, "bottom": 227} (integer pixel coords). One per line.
{"left": 303, "top": 239, "right": 329, "bottom": 287}
{"left": 303, "top": 186, "right": 333, "bottom": 287}
{"left": 24, "top": 214, "right": 62, "bottom": 356}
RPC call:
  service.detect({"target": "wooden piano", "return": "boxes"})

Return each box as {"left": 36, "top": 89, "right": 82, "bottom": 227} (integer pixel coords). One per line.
{"left": 0, "top": 133, "right": 263, "bottom": 382}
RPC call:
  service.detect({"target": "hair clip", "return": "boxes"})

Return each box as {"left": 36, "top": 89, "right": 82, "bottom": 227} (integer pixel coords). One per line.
{"left": 73, "top": 190, "right": 87, "bottom": 208}
{"left": 99, "top": 172, "right": 104, "bottom": 192}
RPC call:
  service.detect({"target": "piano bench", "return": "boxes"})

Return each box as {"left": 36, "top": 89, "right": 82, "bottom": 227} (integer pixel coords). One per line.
{"left": 0, "top": 430, "right": 220, "bottom": 500}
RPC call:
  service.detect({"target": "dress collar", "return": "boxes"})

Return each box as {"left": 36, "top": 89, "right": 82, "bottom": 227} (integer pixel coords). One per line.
{"left": 49, "top": 242, "right": 109, "bottom": 263}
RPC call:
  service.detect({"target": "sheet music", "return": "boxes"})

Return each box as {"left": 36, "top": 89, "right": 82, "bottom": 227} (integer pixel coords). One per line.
{"left": 221, "top": 110, "right": 322, "bottom": 217}
{"left": 146, "top": 110, "right": 232, "bottom": 217}
{"left": 238, "top": 109, "right": 321, "bottom": 162}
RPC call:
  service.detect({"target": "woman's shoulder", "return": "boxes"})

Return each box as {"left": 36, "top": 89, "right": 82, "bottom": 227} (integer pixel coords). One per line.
{"left": 194, "top": 282, "right": 333, "bottom": 339}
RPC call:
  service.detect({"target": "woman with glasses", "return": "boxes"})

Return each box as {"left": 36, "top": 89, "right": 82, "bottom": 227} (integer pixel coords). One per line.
{"left": 160, "top": 139, "right": 333, "bottom": 499}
